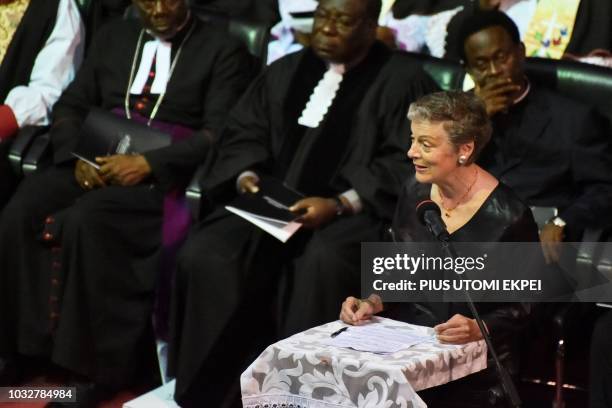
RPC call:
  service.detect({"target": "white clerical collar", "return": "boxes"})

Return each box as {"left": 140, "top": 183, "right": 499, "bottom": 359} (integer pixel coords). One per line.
{"left": 297, "top": 63, "right": 346, "bottom": 128}
{"left": 129, "top": 12, "right": 193, "bottom": 96}
{"left": 129, "top": 39, "right": 172, "bottom": 95}
{"left": 513, "top": 78, "right": 531, "bottom": 105}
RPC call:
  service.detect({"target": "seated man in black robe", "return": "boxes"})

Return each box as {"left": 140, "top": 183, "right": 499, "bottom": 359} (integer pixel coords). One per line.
{"left": 168, "top": 0, "right": 438, "bottom": 406}
{"left": 0, "top": 0, "right": 251, "bottom": 402}
{"left": 457, "top": 10, "right": 612, "bottom": 262}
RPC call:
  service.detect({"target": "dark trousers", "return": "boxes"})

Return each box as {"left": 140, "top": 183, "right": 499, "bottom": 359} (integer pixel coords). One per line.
{"left": 169, "top": 209, "right": 383, "bottom": 407}
{"left": 590, "top": 310, "right": 612, "bottom": 408}
{"left": 0, "top": 165, "right": 164, "bottom": 388}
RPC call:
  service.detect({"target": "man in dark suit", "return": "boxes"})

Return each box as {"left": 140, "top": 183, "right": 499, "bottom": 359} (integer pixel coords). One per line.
{"left": 458, "top": 10, "right": 612, "bottom": 262}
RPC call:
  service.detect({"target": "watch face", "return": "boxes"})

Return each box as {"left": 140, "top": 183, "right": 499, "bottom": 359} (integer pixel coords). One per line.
{"left": 552, "top": 217, "right": 566, "bottom": 227}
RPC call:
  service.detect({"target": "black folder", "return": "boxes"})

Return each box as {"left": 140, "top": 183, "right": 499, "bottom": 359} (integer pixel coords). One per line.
{"left": 72, "top": 108, "right": 171, "bottom": 169}
{"left": 225, "top": 176, "right": 305, "bottom": 242}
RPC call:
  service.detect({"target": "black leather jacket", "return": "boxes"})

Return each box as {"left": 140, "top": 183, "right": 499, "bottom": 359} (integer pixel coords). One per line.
{"left": 387, "top": 176, "right": 540, "bottom": 373}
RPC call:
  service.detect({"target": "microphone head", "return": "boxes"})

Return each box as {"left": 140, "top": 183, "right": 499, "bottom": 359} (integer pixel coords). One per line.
{"left": 416, "top": 200, "right": 441, "bottom": 226}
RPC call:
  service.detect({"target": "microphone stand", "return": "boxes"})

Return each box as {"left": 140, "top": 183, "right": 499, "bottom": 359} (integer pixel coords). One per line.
{"left": 436, "top": 233, "right": 522, "bottom": 408}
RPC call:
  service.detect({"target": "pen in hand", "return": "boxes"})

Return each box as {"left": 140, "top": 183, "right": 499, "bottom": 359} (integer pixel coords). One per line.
{"left": 330, "top": 326, "right": 349, "bottom": 338}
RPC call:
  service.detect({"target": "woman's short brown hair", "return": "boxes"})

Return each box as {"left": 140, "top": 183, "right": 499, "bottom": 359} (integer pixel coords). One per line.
{"left": 407, "top": 91, "right": 492, "bottom": 164}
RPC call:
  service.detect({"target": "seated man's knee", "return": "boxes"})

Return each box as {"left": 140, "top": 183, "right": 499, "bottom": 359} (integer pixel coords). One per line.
{"left": 304, "top": 233, "right": 353, "bottom": 268}
{"left": 0, "top": 177, "right": 48, "bottom": 231}
{"left": 177, "top": 238, "right": 203, "bottom": 279}
{"left": 62, "top": 198, "right": 98, "bottom": 233}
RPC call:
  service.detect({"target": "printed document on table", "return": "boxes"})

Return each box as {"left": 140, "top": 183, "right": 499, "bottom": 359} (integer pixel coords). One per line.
{"left": 325, "top": 324, "right": 437, "bottom": 354}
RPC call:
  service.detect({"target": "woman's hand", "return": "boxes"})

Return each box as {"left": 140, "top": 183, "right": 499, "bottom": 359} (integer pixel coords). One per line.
{"left": 339, "top": 295, "right": 383, "bottom": 325}
{"left": 434, "top": 314, "right": 484, "bottom": 344}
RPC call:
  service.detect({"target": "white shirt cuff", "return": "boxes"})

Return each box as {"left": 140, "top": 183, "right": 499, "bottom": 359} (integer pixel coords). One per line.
{"left": 340, "top": 189, "right": 362, "bottom": 214}
{"left": 236, "top": 170, "right": 260, "bottom": 192}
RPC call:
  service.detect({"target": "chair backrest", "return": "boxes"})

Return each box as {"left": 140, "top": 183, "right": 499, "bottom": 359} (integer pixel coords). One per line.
{"left": 402, "top": 52, "right": 465, "bottom": 91}
{"left": 226, "top": 19, "right": 270, "bottom": 67}
{"left": 524, "top": 57, "right": 612, "bottom": 124}
{"left": 74, "top": 0, "right": 92, "bottom": 17}
{"left": 190, "top": 6, "right": 270, "bottom": 71}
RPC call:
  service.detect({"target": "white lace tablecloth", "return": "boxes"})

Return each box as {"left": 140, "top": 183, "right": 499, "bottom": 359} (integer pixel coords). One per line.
{"left": 241, "top": 317, "right": 487, "bottom": 408}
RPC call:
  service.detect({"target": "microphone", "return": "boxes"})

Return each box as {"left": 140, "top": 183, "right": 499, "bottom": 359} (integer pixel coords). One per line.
{"left": 416, "top": 203, "right": 522, "bottom": 407}
{"left": 416, "top": 200, "right": 450, "bottom": 242}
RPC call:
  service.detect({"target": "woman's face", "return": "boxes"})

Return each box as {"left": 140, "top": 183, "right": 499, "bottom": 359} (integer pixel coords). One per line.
{"left": 407, "top": 120, "right": 464, "bottom": 184}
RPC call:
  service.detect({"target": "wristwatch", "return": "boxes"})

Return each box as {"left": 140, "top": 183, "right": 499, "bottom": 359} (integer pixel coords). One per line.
{"left": 332, "top": 196, "right": 347, "bottom": 216}
{"left": 547, "top": 216, "right": 567, "bottom": 228}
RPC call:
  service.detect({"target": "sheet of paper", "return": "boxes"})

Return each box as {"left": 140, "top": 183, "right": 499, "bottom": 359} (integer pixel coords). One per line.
{"left": 324, "top": 323, "right": 437, "bottom": 354}
{"left": 123, "top": 379, "right": 179, "bottom": 408}
{"left": 226, "top": 206, "right": 302, "bottom": 243}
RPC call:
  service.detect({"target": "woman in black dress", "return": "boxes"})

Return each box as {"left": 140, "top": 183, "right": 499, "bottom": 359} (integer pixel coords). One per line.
{"left": 340, "top": 90, "right": 539, "bottom": 407}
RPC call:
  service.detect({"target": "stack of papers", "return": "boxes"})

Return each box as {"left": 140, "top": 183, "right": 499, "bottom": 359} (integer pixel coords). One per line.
{"left": 325, "top": 324, "right": 437, "bottom": 354}
{"left": 226, "top": 176, "right": 304, "bottom": 243}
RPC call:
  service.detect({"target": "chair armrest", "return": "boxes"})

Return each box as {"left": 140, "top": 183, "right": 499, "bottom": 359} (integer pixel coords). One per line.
{"left": 7, "top": 126, "right": 48, "bottom": 176}
{"left": 22, "top": 132, "right": 52, "bottom": 176}
{"left": 597, "top": 242, "right": 612, "bottom": 279}
{"left": 185, "top": 164, "right": 208, "bottom": 220}
{"left": 576, "top": 228, "right": 606, "bottom": 276}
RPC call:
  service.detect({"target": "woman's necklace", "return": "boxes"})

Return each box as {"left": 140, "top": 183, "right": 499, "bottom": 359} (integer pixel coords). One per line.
{"left": 124, "top": 22, "right": 195, "bottom": 126}
{"left": 438, "top": 168, "right": 479, "bottom": 217}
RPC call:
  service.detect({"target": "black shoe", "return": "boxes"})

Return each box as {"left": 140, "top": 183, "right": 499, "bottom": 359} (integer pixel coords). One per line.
{"left": 0, "top": 355, "right": 20, "bottom": 386}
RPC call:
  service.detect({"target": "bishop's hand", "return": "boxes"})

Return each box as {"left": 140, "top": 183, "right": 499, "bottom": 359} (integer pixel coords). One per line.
{"left": 75, "top": 159, "right": 106, "bottom": 190}
{"left": 96, "top": 154, "right": 151, "bottom": 186}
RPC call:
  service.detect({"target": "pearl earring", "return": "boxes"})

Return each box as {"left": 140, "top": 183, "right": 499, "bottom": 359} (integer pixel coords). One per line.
{"left": 458, "top": 155, "right": 467, "bottom": 165}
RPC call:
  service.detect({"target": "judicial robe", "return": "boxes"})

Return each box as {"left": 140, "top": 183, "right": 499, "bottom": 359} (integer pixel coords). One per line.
{"left": 168, "top": 42, "right": 438, "bottom": 407}
{"left": 0, "top": 16, "right": 251, "bottom": 388}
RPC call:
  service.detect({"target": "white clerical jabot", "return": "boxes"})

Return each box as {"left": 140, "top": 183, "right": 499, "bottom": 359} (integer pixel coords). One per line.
{"left": 297, "top": 63, "right": 346, "bottom": 128}
{"left": 129, "top": 39, "right": 172, "bottom": 95}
